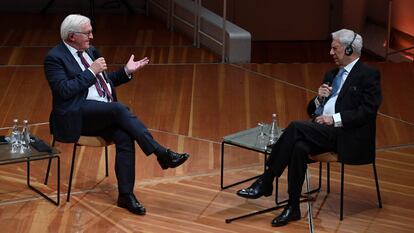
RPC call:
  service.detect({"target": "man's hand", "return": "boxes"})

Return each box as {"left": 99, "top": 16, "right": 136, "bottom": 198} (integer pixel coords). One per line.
{"left": 89, "top": 57, "right": 107, "bottom": 75}
{"left": 317, "top": 83, "right": 332, "bottom": 101}
{"left": 314, "top": 115, "right": 334, "bottom": 125}
{"left": 125, "top": 55, "right": 149, "bottom": 75}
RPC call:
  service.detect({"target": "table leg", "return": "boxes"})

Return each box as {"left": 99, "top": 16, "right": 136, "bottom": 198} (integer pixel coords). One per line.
{"left": 27, "top": 156, "right": 60, "bottom": 205}
{"left": 220, "top": 141, "right": 264, "bottom": 190}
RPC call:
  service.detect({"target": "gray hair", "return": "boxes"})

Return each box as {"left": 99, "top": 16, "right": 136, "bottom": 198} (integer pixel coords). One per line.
{"left": 60, "top": 14, "right": 91, "bottom": 40}
{"left": 331, "top": 29, "right": 363, "bottom": 56}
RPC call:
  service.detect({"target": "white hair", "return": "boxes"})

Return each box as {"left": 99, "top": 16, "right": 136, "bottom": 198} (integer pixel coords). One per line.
{"left": 60, "top": 14, "right": 91, "bottom": 40}
{"left": 331, "top": 29, "right": 363, "bottom": 56}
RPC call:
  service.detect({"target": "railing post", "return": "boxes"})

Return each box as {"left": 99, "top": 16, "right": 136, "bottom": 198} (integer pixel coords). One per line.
{"left": 194, "top": 0, "right": 200, "bottom": 47}
{"left": 168, "top": 0, "right": 173, "bottom": 30}
{"left": 385, "top": 0, "right": 392, "bottom": 61}
{"left": 222, "top": 0, "right": 227, "bottom": 63}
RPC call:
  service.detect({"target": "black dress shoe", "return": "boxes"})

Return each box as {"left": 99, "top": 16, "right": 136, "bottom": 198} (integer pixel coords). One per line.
{"left": 236, "top": 176, "right": 273, "bottom": 199}
{"left": 271, "top": 205, "right": 301, "bottom": 227}
{"left": 117, "top": 194, "right": 146, "bottom": 215}
{"left": 157, "top": 149, "right": 189, "bottom": 170}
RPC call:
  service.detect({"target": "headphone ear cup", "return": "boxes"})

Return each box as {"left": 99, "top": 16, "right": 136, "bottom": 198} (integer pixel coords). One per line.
{"left": 345, "top": 32, "right": 356, "bottom": 56}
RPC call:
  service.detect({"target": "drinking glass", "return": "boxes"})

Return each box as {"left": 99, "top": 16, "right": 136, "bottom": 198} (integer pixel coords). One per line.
{"left": 256, "top": 123, "right": 268, "bottom": 150}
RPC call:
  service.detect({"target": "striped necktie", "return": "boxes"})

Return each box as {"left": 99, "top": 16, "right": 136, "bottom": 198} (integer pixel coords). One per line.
{"left": 77, "top": 51, "right": 113, "bottom": 102}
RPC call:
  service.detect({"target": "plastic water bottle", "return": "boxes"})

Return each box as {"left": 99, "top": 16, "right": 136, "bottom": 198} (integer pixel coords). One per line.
{"left": 268, "top": 113, "right": 280, "bottom": 144}
{"left": 10, "top": 119, "right": 21, "bottom": 153}
{"left": 20, "top": 119, "right": 31, "bottom": 153}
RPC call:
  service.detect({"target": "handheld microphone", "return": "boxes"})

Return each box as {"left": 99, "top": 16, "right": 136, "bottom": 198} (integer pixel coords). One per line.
{"left": 92, "top": 49, "right": 108, "bottom": 80}
{"left": 312, "top": 81, "right": 331, "bottom": 119}
{"left": 318, "top": 81, "right": 331, "bottom": 105}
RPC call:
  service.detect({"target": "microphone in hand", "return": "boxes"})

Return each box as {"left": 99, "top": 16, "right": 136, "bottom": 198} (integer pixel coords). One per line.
{"left": 312, "top": 81, "right": 331, "bottom": 118}
{"left": 92, "top": 49, "right": 108, "bottom": 79}
{"left": 318, "top": 81, "right": 331, "bottom": 105}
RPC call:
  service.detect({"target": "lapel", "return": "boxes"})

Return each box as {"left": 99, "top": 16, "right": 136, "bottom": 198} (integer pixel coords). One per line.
{"left": 84, "top": 48, "right": 95, "bottom": 61}
{"left": 337, "top": 60, "right": 362, "bottom": 99}
{"left": 58, "top": 42, "right": 83, "bottom": 74}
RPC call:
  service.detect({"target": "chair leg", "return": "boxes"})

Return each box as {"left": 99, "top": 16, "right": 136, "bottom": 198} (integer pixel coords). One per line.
{"left": 105, "top": 146, "right": 109, "bottom": 177}
{"left": 44, "top": 137, "right": 56, "bottom": 185}
{"left": 318, "top": 162, "right": 322, "bottom": 190}
{"left": 304, "top": 162, "right": 323, "bottom": 195}
{"left": 67, "top": 143, "right": 78, "bottom": 202}
{"left": 305, "top": 168, "right": 315, "bottom": 233}
{"left": 340, "top": 163, "right": 344, "bottom": 221}
{"left": 373, "top": 162, "right": 383, "bottom": 208}
{"left": 327, "top": 162, "right": 331, "bottom": 194}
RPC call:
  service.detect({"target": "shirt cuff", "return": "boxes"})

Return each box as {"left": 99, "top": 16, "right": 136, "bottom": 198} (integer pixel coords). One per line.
{"left": 333, "top": 113, "right": 342, "bottom": 127}
{"left": 124, "top": 66, "right": 132, "bottom": 79}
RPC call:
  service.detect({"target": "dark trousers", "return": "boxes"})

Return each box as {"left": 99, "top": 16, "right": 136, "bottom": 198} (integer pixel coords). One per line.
{"left": 266, "top": 120, "right": 337, "bottom": 204}
{"left": 80, "top": 100, "right": 161, "bottom": 194}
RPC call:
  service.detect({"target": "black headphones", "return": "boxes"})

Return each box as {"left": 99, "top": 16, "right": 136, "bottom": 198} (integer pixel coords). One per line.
{"left": 345, "top": 32, "right": 357, "bottom": 56}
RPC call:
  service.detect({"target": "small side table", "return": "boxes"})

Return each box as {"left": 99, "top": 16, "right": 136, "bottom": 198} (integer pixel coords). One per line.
{"left": 220, "top": 124, "right": 273, "bottom": 190}
{"left": 0, "top": 138, "right": 60, "bottom": 205}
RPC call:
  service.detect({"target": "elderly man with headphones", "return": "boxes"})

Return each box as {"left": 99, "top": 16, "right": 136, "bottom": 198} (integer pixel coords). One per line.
{"left": 235, "top": 29, "right": 382, "bottom": 227}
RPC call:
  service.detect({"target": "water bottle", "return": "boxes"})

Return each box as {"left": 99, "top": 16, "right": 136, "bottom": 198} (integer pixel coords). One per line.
{"left": 10, "top": 119, "right": 21, "bottom": 153}
{"left": 20, "top": 119, "right": 31, "bottom": 153}
{"left": 268, "top": 113, "right": 279, "bottom": 144}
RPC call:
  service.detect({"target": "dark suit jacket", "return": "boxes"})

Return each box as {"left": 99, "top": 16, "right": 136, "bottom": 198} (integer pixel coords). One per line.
{"left": 307, "top": 60, "right": 382, "bottom": 165}
{"left": 44, "top": 42, "right": 131, "bottom": 143}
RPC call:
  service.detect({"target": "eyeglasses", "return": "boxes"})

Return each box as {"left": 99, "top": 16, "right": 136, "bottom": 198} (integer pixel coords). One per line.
{"left": 73, "top": 31, "right": 93, "bottom": 36}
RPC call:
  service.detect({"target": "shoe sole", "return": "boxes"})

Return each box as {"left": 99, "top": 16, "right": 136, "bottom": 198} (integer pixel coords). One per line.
{"left": 117, "top": 202, "right": 146, "bottom": 215}
{"left": 271, "top": 216, "right": 301, "bottom": 227}
{"left": 236, "top": 190, "right": 273, "bottom": 199}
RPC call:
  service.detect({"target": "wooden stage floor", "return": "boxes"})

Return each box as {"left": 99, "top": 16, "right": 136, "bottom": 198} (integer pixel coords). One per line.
{"left": 0, "top": 13, "right": 413, "bottom": 233}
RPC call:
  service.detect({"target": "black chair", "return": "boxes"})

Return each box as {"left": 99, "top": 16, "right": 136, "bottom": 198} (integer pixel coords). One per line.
{"left": 308, "top": 152, "right": 382, "bottom": 220}
{"left": 45, "top": 136, "right": 112, "bottom": 202}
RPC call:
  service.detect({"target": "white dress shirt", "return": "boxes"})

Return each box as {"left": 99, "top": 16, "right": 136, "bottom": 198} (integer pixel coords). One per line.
{"left": 319, "top": 58, "right": 359, "bottom": 127}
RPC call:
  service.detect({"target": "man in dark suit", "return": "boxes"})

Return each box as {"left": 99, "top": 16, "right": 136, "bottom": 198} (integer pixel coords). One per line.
{"left": 44, "top": 14, "right": 189, "bottom": 215}
{"left": 236, "top": 29, "right": 382, "bottom": 227}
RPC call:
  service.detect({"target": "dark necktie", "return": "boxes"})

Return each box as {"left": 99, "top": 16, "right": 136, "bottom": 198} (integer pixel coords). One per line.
{"left": 77, "top": 51, "right": 113, "bottom": 102}
{"left": 314, "top": 68, "right": 345, "bottom": 116}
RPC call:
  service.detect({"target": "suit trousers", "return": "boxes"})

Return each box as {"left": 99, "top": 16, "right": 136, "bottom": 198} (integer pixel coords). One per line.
{"left": 267, "top": 120, "right": 337, "bottom": 202}
{"left": 80, "top": 100, "right": 161, "bottom": 194}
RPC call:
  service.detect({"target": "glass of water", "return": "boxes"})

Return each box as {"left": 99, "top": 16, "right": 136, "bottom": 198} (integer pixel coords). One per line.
{"left": 256, "top": 123, "right": 268, "bottom": 150}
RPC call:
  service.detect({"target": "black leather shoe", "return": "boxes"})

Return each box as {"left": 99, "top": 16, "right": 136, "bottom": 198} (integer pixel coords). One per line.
{"left": 236, "top": 176, "right": 273, "bottom": 199}
{"left": 271, "top": 205, "right": 301, "bottom": 227}
{"left": 157, "top": 149, "right": 189, "bottom": 170}
{"left": 117, "top": 194, "right": 146, "bottom": 215}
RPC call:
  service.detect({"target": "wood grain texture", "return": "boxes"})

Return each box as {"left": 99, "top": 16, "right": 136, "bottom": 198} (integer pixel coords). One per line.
{"left": 0, "top": 12, "right": 413, "bottom": 233}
